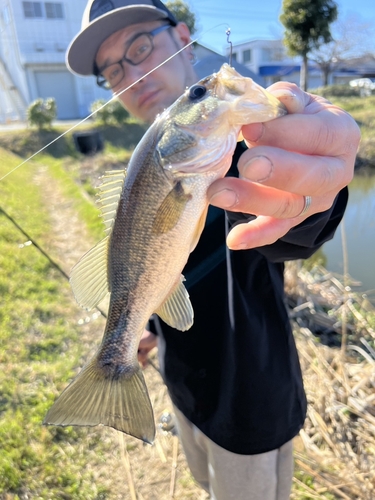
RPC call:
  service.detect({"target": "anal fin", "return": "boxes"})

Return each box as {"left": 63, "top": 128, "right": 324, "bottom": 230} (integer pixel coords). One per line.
{"left": 156, "top": 275, "right": 193, "bottom": 331}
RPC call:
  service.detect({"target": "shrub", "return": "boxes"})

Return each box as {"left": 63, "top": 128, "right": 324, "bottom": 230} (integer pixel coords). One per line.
{"left": 310, "top": 84, "right": 359, "bottom": 98}
{"left": 90, "top": 98, "right": 129, "bottom": 125}
{"left": 27, "top": 97, "right": 57, "bottom": 129}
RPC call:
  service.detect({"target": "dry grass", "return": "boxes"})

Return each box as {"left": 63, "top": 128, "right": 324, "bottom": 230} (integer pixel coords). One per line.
{"left": 286, "top": 262, "right": 375, "bottom": 499}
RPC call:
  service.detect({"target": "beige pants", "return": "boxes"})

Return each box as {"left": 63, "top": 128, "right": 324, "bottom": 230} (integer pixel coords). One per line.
{"left": 173, "top": 406, "right": 293, "bottom": 500}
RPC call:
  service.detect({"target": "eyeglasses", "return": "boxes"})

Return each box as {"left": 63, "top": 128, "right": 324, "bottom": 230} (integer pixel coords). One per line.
{"left": 96, "top": 24, "right": 172, "bottom": 90}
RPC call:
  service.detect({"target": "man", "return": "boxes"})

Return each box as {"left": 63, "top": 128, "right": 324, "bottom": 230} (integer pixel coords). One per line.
{"left": 66, "top": 1, "right": 360, "bottom": 498}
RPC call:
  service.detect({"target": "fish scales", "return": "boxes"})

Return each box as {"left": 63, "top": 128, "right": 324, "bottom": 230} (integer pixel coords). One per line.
{"left": 44, "top": 64, "right": 287, "bottom": 443}
{"left": 99, "top": 134, "right": 213, "bottom": 368}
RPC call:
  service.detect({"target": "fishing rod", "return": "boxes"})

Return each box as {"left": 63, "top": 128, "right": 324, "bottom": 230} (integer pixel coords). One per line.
{"left": 0, "top": 205, "right": 108, "bottom": 319}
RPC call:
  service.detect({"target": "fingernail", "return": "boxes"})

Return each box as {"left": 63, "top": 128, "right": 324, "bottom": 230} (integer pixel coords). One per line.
{"left": 242, "top": 155, "right": 273, "bottom": 182}
{"left": 269, "top": 89, "right": 303, "bottom": 113}
{"left": 209, "top": 189, "right": 238, "bottom": 208}
{"left": 229, "top": 242, "right": 249, "bottom": 250}
{"left": 269, "top": 89, "right": 296, "bottom": 99}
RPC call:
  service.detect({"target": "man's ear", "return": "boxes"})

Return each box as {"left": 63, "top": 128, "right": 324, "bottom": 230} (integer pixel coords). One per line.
{"left": 173, "top": 22, "right": 192, "bottom": 48}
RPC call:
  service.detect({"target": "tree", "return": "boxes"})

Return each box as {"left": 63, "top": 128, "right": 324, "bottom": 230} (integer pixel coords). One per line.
{"left": 165, "top": 0, "right": 197, "bottom": 35}
{"left": 310, "top": 14, "right": 375, "bottom": 85}
{"left": 90, "top": 99, "right": 129, "bottom": 125}
{"left": 27, "top": 97, "right": 57, "bottom": 129}
{"left": 280, "top": 0, "right": 338, "bottom": 90}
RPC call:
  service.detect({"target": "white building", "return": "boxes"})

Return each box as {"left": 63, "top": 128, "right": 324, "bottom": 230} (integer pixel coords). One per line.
{"left": 230, "top": 39, "right": 328, "bottom": 89}
{"left": 194, "top": 42, "right": 262, "bottom": 83}
{"left": 0, "top": 0, "right": 107, "bottom": 123}
{"left": 1, "top": 3, "right": 370, "bottom": 124}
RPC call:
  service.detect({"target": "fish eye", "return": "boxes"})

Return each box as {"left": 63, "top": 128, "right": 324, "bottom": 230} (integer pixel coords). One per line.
{"left": 189, "top": 85, "right": 207, "bottom": 100}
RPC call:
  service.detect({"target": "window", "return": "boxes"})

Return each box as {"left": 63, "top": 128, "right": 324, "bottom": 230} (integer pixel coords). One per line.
{"left": 271, "top": 47, "right": 285, "bottom": 62}
{"left": 22, "top": 2, "right": 64, "bottom": 19}
{"left": 23, "top": 1, "right": 43, "bottom": 18}
{"left": 2, "top": 5, "right": 10, "bottom": 25}
{"left": 243, "top": 49, "right": 251, "bottom": 63}
{"left": 232, "top": 52, "right": 237, "bottom": 62}
{"left": 261, "top": 48, "right": 272, "bottom": 62}
{"left": 45, "top": 2, "right": 64, "bottom": 19}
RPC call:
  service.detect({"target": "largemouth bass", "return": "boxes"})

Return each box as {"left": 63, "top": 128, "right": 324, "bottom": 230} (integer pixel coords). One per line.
{"left": 44, "top": 64, "right": 286, "bottom": 443}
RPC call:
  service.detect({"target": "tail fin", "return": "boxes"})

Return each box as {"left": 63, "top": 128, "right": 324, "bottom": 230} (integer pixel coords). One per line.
{"left": 43, "top": 358, "right": 155, "bottom": 444}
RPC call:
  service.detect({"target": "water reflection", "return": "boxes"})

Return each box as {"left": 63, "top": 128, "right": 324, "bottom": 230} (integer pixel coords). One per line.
{"left": 322, "top": 174, "right": 375, "bottom": 294}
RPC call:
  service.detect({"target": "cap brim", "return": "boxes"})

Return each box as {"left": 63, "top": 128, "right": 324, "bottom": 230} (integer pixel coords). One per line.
{"left": 67, "top": 6, "right": 172, "bottom": 76}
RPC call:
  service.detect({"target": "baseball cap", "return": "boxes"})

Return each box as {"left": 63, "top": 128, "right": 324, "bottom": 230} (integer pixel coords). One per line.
{"left": 67, "top": 0, "right": 178, "bottom": 76}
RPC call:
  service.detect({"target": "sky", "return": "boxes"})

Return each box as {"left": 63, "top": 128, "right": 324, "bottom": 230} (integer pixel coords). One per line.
{"left": 187, "top": 0, "right": 375, "bottom": 54}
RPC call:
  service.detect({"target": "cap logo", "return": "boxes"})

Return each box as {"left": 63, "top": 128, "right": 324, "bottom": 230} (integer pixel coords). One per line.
{"left": 89, "top": 0, "right": 115, "bottom": 21}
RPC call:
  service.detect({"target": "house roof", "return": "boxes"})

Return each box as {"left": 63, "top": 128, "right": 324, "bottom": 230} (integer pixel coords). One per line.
{"left": 194, "top": 54, "right": 263, "bottom": 84}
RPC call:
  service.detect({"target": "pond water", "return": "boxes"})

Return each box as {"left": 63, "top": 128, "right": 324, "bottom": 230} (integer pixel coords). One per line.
{"left": 321, "top": 173, "right": 375, "bottom": 296}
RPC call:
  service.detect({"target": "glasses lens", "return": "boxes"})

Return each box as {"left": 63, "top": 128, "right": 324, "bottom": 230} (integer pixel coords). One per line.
{"left": 126, "top": 34, "right": 153, "bottom": 65}
{"left": 96, "top": 74, "right": 111, "bottom": 90}
{"left": 100, "top": 63, "right": 123, "bottom": 89}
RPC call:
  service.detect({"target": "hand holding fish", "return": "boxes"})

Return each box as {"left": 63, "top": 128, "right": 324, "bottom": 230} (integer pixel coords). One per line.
{"left": 207, "top": 83, "right": 361, "bottom": 250}
{"left": 138, "top": 330, "right": 157, "bottom": 367}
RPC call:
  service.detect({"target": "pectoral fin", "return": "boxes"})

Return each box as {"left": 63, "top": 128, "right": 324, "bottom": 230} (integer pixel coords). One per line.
{"left": 152, "top": 181, "right": 192, "bottom": 234}
{"left": 156, "top": 275, "right": 193, "bottom": 331}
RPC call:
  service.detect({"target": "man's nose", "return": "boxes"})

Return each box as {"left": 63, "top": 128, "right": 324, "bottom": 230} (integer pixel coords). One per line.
{"left": 124, "top": 63, "right": 148, "bottom": 90}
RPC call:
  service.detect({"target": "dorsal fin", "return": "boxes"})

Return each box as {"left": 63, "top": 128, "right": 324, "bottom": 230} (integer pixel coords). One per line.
{"left": 96, "top": 169, "right": 126, "bottom": 234}
{"left": 70, "top": 236, "right": 110, "bottom": 310}
{"left": 69, "top": 169, "right": 126, "bottom": 310}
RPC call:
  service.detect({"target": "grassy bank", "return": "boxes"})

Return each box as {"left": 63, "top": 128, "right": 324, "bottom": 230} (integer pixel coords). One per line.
{"left": 0, "top": 148, "right": 112, "bottom": 498}
{"left": 312, "top": 92, "right": 375, "bottom": 171}
{"left": 334, "top": 95, "right": 375, "bottom": 171}
{"left": 0, "top": 132, "right": 207, "bottom": 499}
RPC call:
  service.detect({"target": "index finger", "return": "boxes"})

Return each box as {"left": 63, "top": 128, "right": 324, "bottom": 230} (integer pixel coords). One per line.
{"left": 242, "top": 84, "right": 360, "bottom": 158}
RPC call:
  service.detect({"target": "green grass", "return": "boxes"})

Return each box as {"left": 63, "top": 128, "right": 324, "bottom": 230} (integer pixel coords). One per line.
{"left": 0, "top": 148, "right": 113, "bottom": 498}
{"left": 331, "top": 95, "right": 375, "bottom": 140}
{"left": 311, "top": 91, "right": 375, "bottom": 169}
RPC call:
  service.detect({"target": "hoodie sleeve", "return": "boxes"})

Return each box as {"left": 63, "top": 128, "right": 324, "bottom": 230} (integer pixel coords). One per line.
{"left": 226, "top": 187, "right": 348, "bottom": 263}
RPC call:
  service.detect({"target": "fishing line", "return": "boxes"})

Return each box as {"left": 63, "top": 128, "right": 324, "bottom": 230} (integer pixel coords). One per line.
{"left": 0, "top": 22, "right": 230, "bottom": 183}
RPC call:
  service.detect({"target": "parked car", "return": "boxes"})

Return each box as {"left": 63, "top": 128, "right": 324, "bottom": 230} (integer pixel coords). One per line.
{"left": 349, "top": 78, "right": 375, "bottom": 96}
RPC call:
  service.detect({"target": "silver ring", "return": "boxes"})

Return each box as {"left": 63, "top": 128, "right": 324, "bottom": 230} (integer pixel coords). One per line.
{"left": 299, "top": 195, "right": 312, "bottom": 216}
